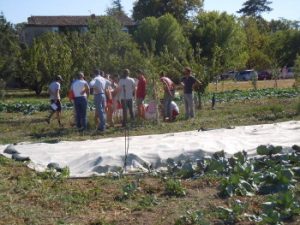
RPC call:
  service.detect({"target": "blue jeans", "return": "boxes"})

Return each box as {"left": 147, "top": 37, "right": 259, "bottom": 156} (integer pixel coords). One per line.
{"left": 74, "top": 96, "right": 88, "bottom": 129}
{"left": 94, "top": 93, "right": 106, "bottom": 131}
{"left": 184, "top": 93, "right": 194, "bottom": 119}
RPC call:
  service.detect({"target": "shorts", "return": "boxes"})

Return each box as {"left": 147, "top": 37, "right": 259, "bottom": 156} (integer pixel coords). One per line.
{"left": 136, "top": 98, "right": 144, "bottom": 106}
{"left": 50, "top": 99, "right": 62, "bottom": 112}
{"left": 107, "top": 99, "right": 113, "bottom": 105}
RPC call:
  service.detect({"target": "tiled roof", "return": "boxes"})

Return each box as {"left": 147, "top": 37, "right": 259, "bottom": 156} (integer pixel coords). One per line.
{"left": 27, "top": 15, "right": 135, "bottom": 26}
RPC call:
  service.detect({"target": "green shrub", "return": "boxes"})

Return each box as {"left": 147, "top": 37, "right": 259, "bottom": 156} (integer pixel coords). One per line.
{"left": 164, "top": 178, "right": 186, "bottom": 197}
{"left": 115, "top": 181, "right": 137, "bottom": 201}
{"left": 175, "top": 210, "right": 209, "bottom": 225}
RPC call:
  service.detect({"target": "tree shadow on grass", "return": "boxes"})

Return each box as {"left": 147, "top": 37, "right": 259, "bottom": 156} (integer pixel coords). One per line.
{"left": 0, "top": 117, "right": 48, "bottom": 125}
{"left": 30, "top": 128, "right": 72, "bottom": 143}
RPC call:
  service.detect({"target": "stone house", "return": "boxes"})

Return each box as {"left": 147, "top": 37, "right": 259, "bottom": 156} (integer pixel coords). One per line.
{"left": 22, "top": 14, "right": 136, "bottom": 44}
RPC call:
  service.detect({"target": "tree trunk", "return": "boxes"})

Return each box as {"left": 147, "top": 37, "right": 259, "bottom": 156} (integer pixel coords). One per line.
{"left": 33, "top": 85, "right": 43, "bottom": 95}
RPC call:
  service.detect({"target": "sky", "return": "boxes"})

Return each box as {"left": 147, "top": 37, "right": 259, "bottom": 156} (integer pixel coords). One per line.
{"left": 0, "top": 0, "right": 299, "bottom": 25}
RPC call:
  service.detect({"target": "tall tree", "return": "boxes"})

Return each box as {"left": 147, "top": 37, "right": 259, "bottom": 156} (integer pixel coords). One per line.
{"left": 241, "top": 17, "right": 271, "bottom": 70}
{"left": 237, "top": 0, "right": 272, "bottom": 18}
{"left": 134, "top": 14, "right": 189, "bottom": 58}
{"left": 87, "top": 16, "right": 144, "bottom": 73}
{"left": 191, "top": 11, "right": 248, "bottom": 73}
{"left": 132, "top": 0, "right": 204, "bottom": 23}
{"left": 106, "top": 0, "right": 126, "bottom": 17}
{"left": 267, "top": 29, "right": 300, "bottom": 67}
{"left": 0, "top": 13, "right": 20, "bottom": 80}
{"left": 18, "top": 33, "right": 72, "bottom": 95}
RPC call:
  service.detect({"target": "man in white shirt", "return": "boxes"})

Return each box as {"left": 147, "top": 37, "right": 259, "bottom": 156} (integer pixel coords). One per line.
{"left": 46, "top": 75, "right": 63, "bottom": 127}
{"left": 71, "top": 72, "right": 90, "bottom": 130}
{"left": 90, "top": 69, "right": 109, "bottom": 131}
{"left": 118, "top": 69, "right": 136, "bottom": 127}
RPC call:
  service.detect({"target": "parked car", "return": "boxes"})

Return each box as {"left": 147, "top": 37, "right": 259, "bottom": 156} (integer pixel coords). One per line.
{"left": 280, "top": 67, "right": 294, "bottom": 79}
{"left": 235, "top": 70, "right": 258, "bottom": 81}
{"left": 220, "top": 70, "right": 238, "bottom": 80}
{"left": 258, "top": 70, "right": 272, "bottom": 80}
{"left": 286, "top": 67, "right": 294, "bottom": 79}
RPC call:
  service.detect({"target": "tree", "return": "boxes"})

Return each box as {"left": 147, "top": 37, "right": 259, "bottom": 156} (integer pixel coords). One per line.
{"left": 18, "top": 33, "right": 72, "bottom": 95}
{"left": 241, "top": 17, "right": 271, "bottom": 70}
{"left": 0, "top": 13, "right": 20, "bottom": 81}
{"left": 134, "top": 14, "right": 189, "bottom": 58}
{"left": 267, "top": 29, "right": 300, "bottom": 67}
{"left": 87, "top": 16, "right": 144, "bottom": 74}
{"left": 133, "top": 17, "right": 158, "bottom": 53}
{"left": 106, "top": 0, "right": 127, "bottom": 17}
{"left": 132, "top": 0, "right": 204, "bottom": 23}
{"left": 237, "top": 0, "right": 272, "bottom": 18}
{"left": 294, "top": 54, "right": 300, "bottom": 90}
{"left": 191, "top": 12, "right": 248, "bottom": 74}
{"left": 268, "top": 18, "right": 300, "bottom": 33}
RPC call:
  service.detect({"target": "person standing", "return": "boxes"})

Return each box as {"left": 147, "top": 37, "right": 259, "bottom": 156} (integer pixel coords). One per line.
{"left": 91, "top": 69, "right": 110, "bottom": 132}
{"left": 159, "top": 71, "right": 175, "bottom": 121}
{"left": 46, "top": 75, "right": 63, "bottom": 127}
{"left": 136, "top": 69, "right": 147, "bottom": 119}
{"left": 71, "top": 72, "right": 90, "bottom": 130}
{"left": 104, "top": 74, "right": 114, "bottom": 128}
{"left": 89, "top": 70, "right": 104, "bottom": 126}
{"left": 118, "top": 69, "right": 136, "bottom": 127}
{"left": 181, "top": 67, "right": 201, "bottom": 119}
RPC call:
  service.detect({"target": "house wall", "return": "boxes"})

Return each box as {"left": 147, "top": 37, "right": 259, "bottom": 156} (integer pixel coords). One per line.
{"left": 22, "top": 26, "right": 58, "bottom": 45}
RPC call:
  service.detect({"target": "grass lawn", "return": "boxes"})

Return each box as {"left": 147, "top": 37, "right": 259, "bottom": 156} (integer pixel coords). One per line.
{"left": 0, "top": 79, "right": 300, "bottom": 224}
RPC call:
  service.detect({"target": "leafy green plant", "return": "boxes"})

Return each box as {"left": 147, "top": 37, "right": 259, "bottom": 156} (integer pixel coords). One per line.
{"left": 115, "top": 181, "right": 138, "bottom": 201}
{"left": 261, "top": 191, "right": 300, "bottom": 224}
{"left": 138, "top": 194, "right": 159, "bottom": 209}
{"left": 38, "top": 166, "right": 70, "bottom": 180}
{"left": 164, "top": 178, "right": 186, "bottom": 197}
{"left": 216, "top": 200, "right": 248, "bottom": 224}
{"left": 257, "top": 145, "right": 282, "bottom": 158}
{"left": 175, "top": 210, "right": 209, "bottom": 225}
{"left": 219, "top": 173, "right": 256, "bottom": 197}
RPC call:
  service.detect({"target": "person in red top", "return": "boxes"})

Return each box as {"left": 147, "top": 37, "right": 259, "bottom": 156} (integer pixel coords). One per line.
{"left": 159, "top": 71, "right": 175, "bottom": 121}
{"left": 136, "top": 69, "right": 147, "bottom": 119}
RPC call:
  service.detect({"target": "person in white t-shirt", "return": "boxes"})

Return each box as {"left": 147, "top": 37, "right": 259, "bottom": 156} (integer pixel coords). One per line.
{"left": 46, "top": 75, "right": 63, "bottom": 127}
{"left": 71, "top": 72, "right": 90, "bottom": 130}
{"left": 118, "top": 69, "right": 136, "bottom": 127}
{"left": 90, "top": 69, "right": 110, "bottom": 131}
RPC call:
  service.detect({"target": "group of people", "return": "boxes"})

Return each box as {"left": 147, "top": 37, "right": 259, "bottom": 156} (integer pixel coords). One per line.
{"left": 46, "top": 66, "right": 201, "bottom": 131}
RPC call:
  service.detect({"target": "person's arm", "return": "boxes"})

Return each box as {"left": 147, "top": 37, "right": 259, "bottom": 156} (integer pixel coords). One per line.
{"left": 133, "top": 80, "right": 137, "bottom": 98}
{"left": 80, "top": 82, "right": 90, "bottom": 97}
{"left": 85, "top": 83, "right": 90, "bottom": 98}
{"left": 55, "top": 89, "right": 59, "bottom": 100}
{"left": 180, "top": 77, "right": 185, "bottom": 87}
{"left": 161, "top": 78, "right": 171, "bottom": 95}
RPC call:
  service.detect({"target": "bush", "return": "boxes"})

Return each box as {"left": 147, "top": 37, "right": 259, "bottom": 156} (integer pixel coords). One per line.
{"left": 164, "top": 178, "right": 186, "bottom": 197}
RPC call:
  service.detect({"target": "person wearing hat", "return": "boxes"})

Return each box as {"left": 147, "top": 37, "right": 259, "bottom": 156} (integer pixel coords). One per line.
{"left": 180, "top": 67, "right": 202, "bottom": 119}
{"left": 46, "top": 75, "right": 63, "bottom": 127}
{"left": 71, "top": 72, "right": 90, "bottom": 130}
